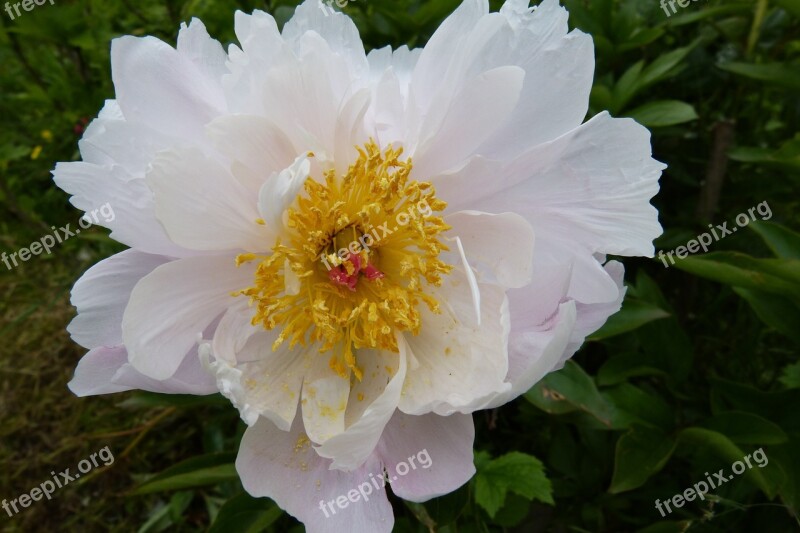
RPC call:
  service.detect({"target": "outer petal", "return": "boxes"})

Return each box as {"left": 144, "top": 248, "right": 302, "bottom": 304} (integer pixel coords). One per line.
{"left": 52, "top": 160, "right": 189, "bottom": 257}
{"left": 443, "top": 112, "right": 664, "bottom": 259}
{"left": 282, "top": 0, "right": 369, "bottom": 79}
{"left": 123, "top": 255, "right": 254, "bottom": 380}
{"left": 110, "top": 20, "right": 227, "bottom": 142}
{"left": 556, "top": 260, "right": 626, "bottom": 370}
{"left": 237, "top": 416, "right": 393, "bottom": 533}
{"left": 69, "top": 345, "right": 217, "bottom": 397}
{"left": 68, "top": 249, "right": 171, "bottom": 349}
{"left": 484, "top": 300, "right": 577, "bottom": 408}
{"left": 376, "top": 411, "right": 475, "bottom": 502}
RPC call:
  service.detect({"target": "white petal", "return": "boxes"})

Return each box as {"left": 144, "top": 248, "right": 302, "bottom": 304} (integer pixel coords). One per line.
{"left": 176, "top": 18, "right": 228, "bottom": 82}
{"left": 68, "top": 250, "right": 171, "bottom": 349}
{"left": 445, "top": 210, "right": 535, "bottom": 289}
{"left": 412, "top": 66, "right": 524, "bottom": 177}
{"left": 68, "top": 346, "right": 134, "bottom": 396}
{"left": 205, "top": 114, "right": 298, "bottom": 193}
{"left": 51, "top": 162, "right": 189, "bottom": 257}
{"left": 399, "top": 269, "right": 510, "bottom": 415}
{"left": 485, "top": 300, "right": 577, "bottom": 408}
{"left": 556, "top": 260, "right": 626, "bottom": 371}
{"left": 147, "top": 147, "right": 268, "bottom": 252}
{"left": 110, "top": 30, "right": 226, "bottom": 142}
{"left": 210, "top": 301, "right": 309, "bottom": 430}
{"left": 376, "top": 411, "right": 475, "bottom": 502}
{"left": 123, "top": 255, "right": 253, "bottom": 380}
{"left": 237, "top": 416, "right": 394, "bottom": 533}
{"left": 282, "top": 0, "right": 369, "bottom": 79}
{"left": 70, "top": 344, "right": 217, "bottom": 397}
{"left": 302, "top": 358, "right": 351, "bottom": 444}
{"left": 446, "top": 112, "right": 664, "bottom": 260}
{"left": 315, "top": 338, "right": 408, "bottom": 471}
{"left": 480, "top": 0, "right": 594, "bottom": 157}
{"left": 258, "top": 154, "right": 311, "bottom": 235}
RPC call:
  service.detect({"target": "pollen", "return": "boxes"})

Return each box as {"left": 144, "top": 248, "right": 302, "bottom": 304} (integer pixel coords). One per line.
{"left": 235, "top": 141, "right": 451, "bottom": 380}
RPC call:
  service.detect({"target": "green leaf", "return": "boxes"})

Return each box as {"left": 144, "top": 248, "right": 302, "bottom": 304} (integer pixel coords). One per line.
{"left": 422, "top": 484, "right": 469, "bottom": 527}
{"left": 678, "top": 428, "right": 783, "bottom": 498}
{"left": 711, "top": 378, "right": 800, "bottom": 431}
{"left": 610, "top": 426, "right": 677, "bottom": 493}
{"left": 589, "top": 298, "right": 670, "bottom": 340}
{"left": 133, "top": 453, "right": 238, "bottom": 495}
{"left": 638, "top": 46, "right": 694, "bottom": 87}
{"left": 603, "top": 384, "right": 675, "bottom": 429}
{"left": 597, "top": 352, "right": 668, "bottom": 386}
{"left": 209, "top": 493, "right": 283, "bottom": 533}
{"left": 525, "top": 361, "right": 624, "bottom": 428}
{"left": 779, "top": 362, "right": 800, "bottom": 389}
{"left": 718, "top": 61, "right": 800, "bottom": 90}
{"left": 774, "top": 0, "right": 800, "bottom": 18}
{"left": 729, "top": 136, "right": 800, "bottom": 172}
{"left": 660, "top": 4, "right": 753, "bottom": 27}
{"left": 672, "top": 252, "right": 800, "bottom": 300}
{"left": 703, "top": 411, "right": 789, "bottom": 445}
{"left": 732, "top": 287, "right": 800, "bottom": 344}
{"left": 474, "top": 452, "right": 553, "bottom": 518}
{"left": 628, "top": 100, "right": 698, "bottom": 127}
{"left": 749, "top": 221, "right": 800, "bottom": 259}
{"left": 611, "top": 60, "right": 644, "bottom": 112}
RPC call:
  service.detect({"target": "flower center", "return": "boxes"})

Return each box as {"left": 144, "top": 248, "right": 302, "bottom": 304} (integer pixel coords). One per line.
{"left": 235, "top": 142, "right": 451, "bottom": 379}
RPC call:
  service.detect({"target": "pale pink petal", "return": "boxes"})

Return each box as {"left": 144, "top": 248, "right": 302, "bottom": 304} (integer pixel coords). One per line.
{"left": 237, "top": 416, "right": 393, "bottom": 533}
{"left": 68, "top": 250, "right": 171, "bottom": 349}
{"left": 376, "top": 411, "right": 475, "bottom": 502}
{"left": 123, "top": 255, "right": 253, "bottom": 380}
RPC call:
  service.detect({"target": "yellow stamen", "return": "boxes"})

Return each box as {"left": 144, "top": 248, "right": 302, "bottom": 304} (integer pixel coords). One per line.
{"left": 236, "top": 141, "right": 451, "bottom": 379}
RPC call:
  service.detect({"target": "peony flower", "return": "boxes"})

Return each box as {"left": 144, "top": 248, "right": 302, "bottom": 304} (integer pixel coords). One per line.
{"left": 54, "top": 0, "right": 663, "bottom": 530}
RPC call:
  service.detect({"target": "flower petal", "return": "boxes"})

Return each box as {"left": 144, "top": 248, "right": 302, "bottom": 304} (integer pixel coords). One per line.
{"left": 485, "top": 300, "right": 577, "bottom": 408}
{"left": 376, "top": 411, "right": 475, "bottom": 502}
{"left": 147, "top": 147, "right": 268, "bottom": 252}
{"left": 208, "top": 300, "right": 308, "bottom": 430}
{"left": 314, "top": 338, "right": 408, "bottom": 471}
{"left": 68, "top": 250, "right": 171, "bottom": 349}
{"left": 69, "top": 344, "right": 217, "bottom": 397}
{"left": 446, "top": 210, "right": 535, "bottom": 289}
{"left": 399, "top": 268, "right": 510, "bottom": 415}
{"left": 110, "top": 20, "right": 226, "bottom": 142}
{"left": 237, "top": 415, "right": 393, "bottom": 533}
{"left": 123, "top": 255, "right": 253, "bottom": 380}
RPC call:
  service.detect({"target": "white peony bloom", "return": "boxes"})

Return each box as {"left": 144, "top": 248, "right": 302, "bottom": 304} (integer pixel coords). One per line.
{"left": 54, "top": 0, "right": 664, "bottom": 531}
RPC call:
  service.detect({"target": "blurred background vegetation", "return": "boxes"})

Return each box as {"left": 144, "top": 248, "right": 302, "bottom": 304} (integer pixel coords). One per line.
{"left": 1, "top": 0, "right": 799, "bottom": 531}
